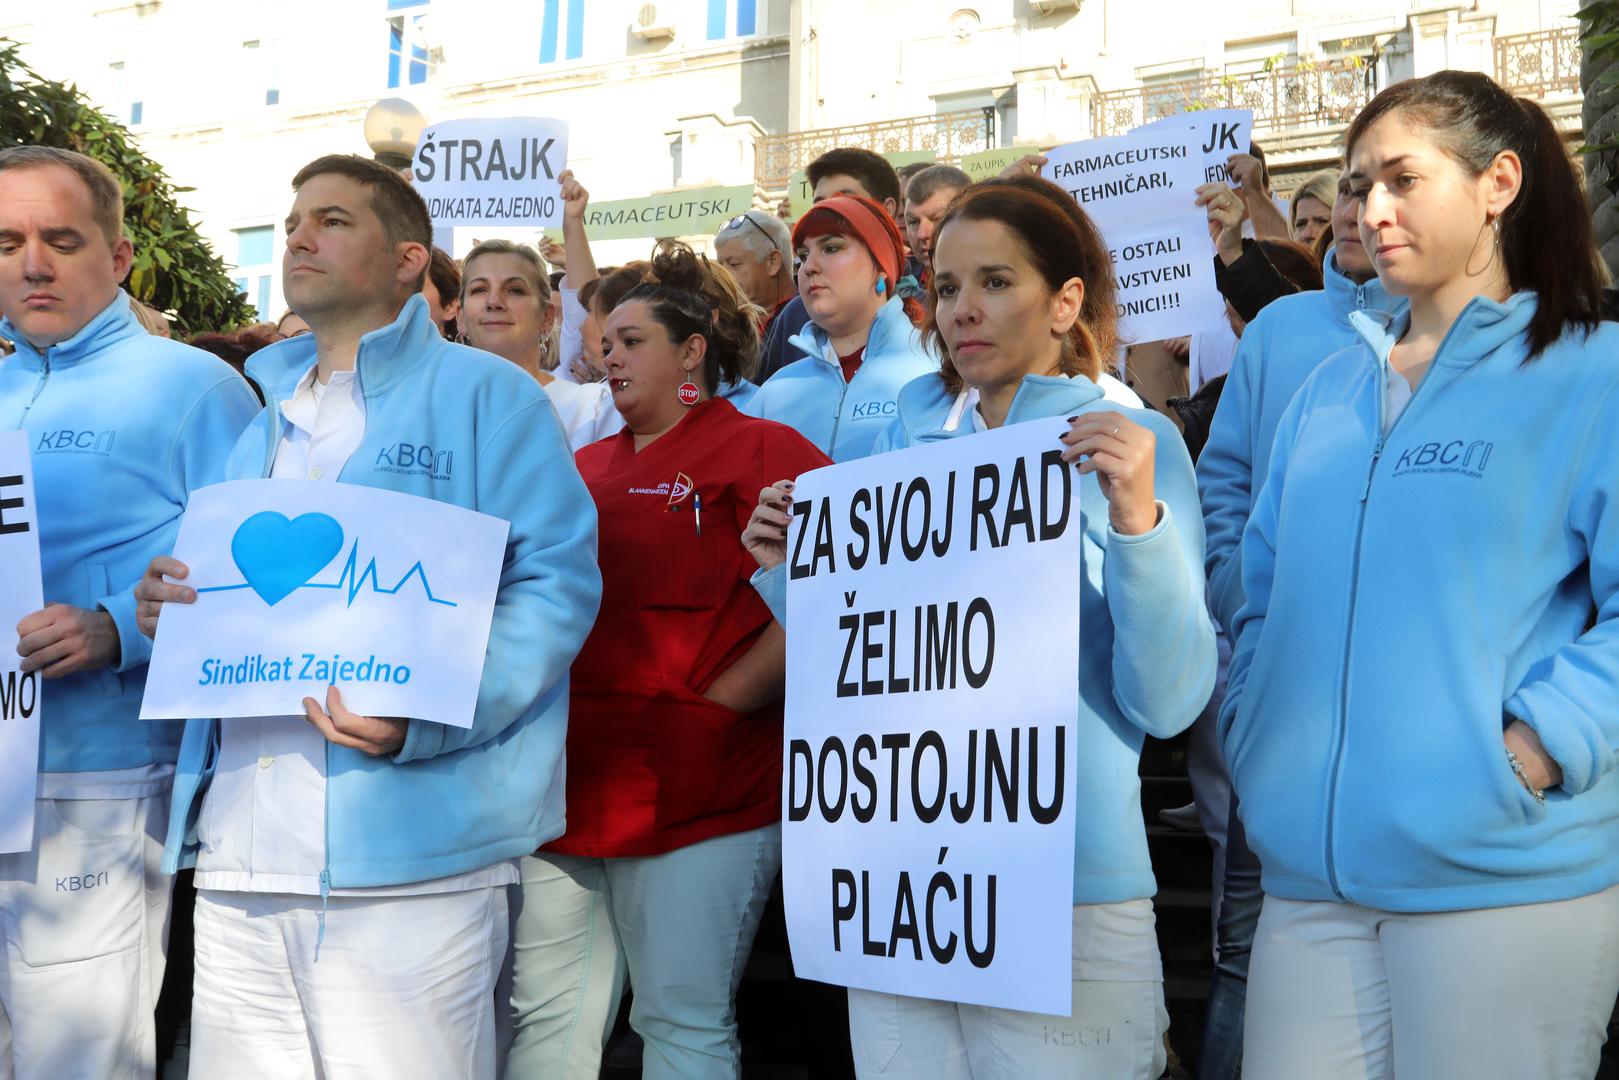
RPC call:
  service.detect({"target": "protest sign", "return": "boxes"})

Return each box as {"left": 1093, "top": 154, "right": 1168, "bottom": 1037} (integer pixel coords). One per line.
{"left": 412, "top": 117, "right": 568, "bottom": 228}
{"left": 142, "top": 481, "right": 509, "bottom": 730}
{"left": 1044, "top": 129, "right": 1227, "bottom": 343}
{"left": 578, "top": 184, "right": 755, "bottom": 241}
{"left": 0, "top": 433, "right": 42, "bottom": 854}
{"left": 959, "top": 145, "right": 1042, "bottom": 181}
{"left": 783, "top": 421, "right": 1081, "bottom": 1015}
{"left": 1135, "top": 108, "right": 1253, "bottom": 187}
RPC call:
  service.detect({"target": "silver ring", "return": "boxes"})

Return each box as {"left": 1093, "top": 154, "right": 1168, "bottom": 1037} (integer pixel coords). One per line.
{"left": 1112, "top": 424, "right": 1121, "bottom": 437}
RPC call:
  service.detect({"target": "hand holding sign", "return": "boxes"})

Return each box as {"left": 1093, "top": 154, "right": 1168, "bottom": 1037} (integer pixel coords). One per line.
{"left": 1060, "top": 411, "right": 1159, "bottom": 536}
{"left": 559, "top": 169, "right": 588, "bottom": 223}
{"left": 16, "top": 605, "right": 119, "bottom": 679}
{"left": 302, "top": 684, "right": 407, "bottom": 757}
{"left": 1196, "top": 182, "right": 1247, "bottom": 266}
{"left": 742, "top": 480, "right": 796, "bottom": 571}
{"left": 0, "top": 432, "right": 43, "bottom": 855}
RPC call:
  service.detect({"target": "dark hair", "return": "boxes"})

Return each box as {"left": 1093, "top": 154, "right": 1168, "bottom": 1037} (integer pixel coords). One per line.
{"left": 614, "top": 240, "right": 760, "bottom": 392}
{"left": 428, "top": 247, "right": 462, "bottom": 336}
{"left": 1248, "top": 141, "right": 1271, "bottom": 193}
{"left": 1346, "top": 70, "right": 1602, "bottom": 359}
{"left": 806, "top": 147, "right": 902, "bottom": 208}
{"left": 0, "top": 147, "right": 123, "bottom": 244}
{"left": 291, "top": 154, "right": 432, "bottom": 288}
{"left": 906, "top": 164, "right": 972, "bottom": 208}
{"left": 924, "top": 175, "right": 1118, "bottom": 389}
{"left": 585, "top": 261, "right": 651, "bottom": 318}
{"left": 1256, "top": 239, "right": 1324, "bottom": 293}
{"left": 188, "top": 323, "right": 280, "bottom": 401}
{"left": 896, "top": 161, "right": 931, "bottom": 184}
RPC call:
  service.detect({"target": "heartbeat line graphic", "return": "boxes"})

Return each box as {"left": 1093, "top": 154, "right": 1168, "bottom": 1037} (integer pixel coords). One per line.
{"left": 197, "top": 539, "right": 458, "bottom": 608}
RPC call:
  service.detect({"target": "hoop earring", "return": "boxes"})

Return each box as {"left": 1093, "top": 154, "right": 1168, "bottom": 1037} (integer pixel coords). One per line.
{"left": 1463, "top": 214, "right": 1500, "bottom": 279}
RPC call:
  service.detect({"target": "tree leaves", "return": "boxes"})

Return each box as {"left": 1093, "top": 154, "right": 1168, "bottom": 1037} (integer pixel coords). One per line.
{"left": 0, "top": 39, "right": 255, "bottom": 335}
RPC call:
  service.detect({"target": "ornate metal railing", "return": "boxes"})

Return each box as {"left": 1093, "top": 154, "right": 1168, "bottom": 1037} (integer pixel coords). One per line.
{"left": 1090, "top": 57, "right": 1376, "bottom": 138}
{"left": 1495, "top": 26, "right": 1581, "bottom": 99}
{"left": 754, "top": 108, "right": 993, "bottom": 192}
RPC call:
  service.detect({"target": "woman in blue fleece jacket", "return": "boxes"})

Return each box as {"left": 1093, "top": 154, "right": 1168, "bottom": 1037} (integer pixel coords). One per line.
{"left": 1223, "top": 71, "right": 1619, "bottom": 1079}
{"left": 747, "top": 176, "right": 1215, "bottom": 1079}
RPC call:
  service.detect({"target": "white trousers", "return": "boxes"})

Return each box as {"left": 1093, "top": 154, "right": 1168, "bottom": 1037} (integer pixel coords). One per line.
{"left": 189, "top": 886, "right": 508, "bottom": 1080}
{"left": 1245, "top": 888, "right": 1619, "bottom": 1080}
{"left": 846, "top": 902, "right": 1169, "bottom": 1080}
{"left": 0, "top": 793, "right": 172, "bottom": 1080}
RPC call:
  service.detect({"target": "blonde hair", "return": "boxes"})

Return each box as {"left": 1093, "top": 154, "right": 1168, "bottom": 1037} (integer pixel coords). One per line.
{"left": 1289, "top": 169, "right": 1340, "bottom": 237}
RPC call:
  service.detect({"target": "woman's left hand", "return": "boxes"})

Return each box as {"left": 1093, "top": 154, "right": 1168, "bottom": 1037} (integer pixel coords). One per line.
{"left": 1060, "top": 411, "right": 1159, "bottom": 536}
{"left": 1505, "top": 719, "right": 1563, "bottom": 791}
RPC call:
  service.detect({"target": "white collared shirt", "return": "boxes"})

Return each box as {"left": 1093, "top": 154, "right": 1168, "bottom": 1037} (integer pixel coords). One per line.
{"left": 194, "top": 364, "right": 516, "bottom": 896}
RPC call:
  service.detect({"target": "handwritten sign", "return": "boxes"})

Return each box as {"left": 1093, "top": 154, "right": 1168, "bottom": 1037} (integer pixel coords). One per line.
{"left": 782, "top": 421, "right": 1080, "bottom": 1015}
{"left": 142, "top": 481, "right": 509, "bottom": 730}
{"left": 1044, "top": 129, "right": 1227, "bottom": 343}
{"left": 413, "top": 117, "right": 569, "bottom": 228}
{"left": 0, "top": 432, "right": 42, "bottom": 854}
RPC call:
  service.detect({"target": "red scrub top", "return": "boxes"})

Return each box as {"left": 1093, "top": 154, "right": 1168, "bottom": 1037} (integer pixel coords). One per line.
{"left": 548, "top": 398, "right": 831, "bottom": 857}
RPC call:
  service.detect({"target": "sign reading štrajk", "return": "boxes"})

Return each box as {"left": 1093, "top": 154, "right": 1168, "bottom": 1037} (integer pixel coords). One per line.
{"left": 782, "top": 421, "right": 1081, "bottom": 1016}
{"left": 0, "top": 432, "right": 42, "bottom": 855}
{"left": 141, "top": 481, "right": 508, "bottom": 730}
{"left": 1043, "top": 129, "right": 1227, "bottom": 343}
{"left": 412, "top": 117, "right": 569, "bottom": 228}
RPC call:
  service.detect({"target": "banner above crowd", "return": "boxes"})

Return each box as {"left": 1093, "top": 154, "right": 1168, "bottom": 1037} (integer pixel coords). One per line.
{"left": 413, "top": 117, "right": 570, "bottom": 228}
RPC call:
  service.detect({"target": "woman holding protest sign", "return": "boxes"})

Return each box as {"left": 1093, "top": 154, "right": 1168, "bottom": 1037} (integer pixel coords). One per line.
{"left": 503, "top": 240, "right": 830, "bottom": 1080}
{"left": 1221, "top": 71, "right": 1619, "bottom": 1078}
{"left": 744, "top": 194, "right": 937, "bottom": 461}
{"left": 744, "top": 175, "right": 1216, "bottom": 1078}
{"left": 459, "top": 238, "right": 623, "bottom": 450}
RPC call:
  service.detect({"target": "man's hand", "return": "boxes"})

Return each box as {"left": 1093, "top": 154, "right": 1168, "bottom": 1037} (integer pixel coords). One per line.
{"left": 17, "top": 604, "right": 120, "bottom": 678}
{"left": 135, "top": 556, "right": 195, "bottom": 640}
{"left": 302, "top": 685, "right": 409, "bottom": 757}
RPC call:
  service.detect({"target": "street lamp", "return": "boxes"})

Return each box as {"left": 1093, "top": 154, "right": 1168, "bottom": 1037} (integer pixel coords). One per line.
{"left": 364, "top": 97, "right": 428, "bottom": 172}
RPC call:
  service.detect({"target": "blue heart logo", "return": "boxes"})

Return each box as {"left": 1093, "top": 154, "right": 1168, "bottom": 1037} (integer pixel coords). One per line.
{"left": 230, "top": 511, "right": 345, "bottom": 606}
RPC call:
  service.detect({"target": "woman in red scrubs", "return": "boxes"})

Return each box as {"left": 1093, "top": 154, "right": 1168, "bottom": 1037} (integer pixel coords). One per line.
{"left": 503, "top": 241, "right": 831, "bottom": 1080}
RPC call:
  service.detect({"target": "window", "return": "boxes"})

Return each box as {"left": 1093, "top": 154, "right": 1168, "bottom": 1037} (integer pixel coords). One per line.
{"left": 232, "top": 226, "right": 274, "bottom": 319}
{"left": 387, "top": 0, "right": 432, "bottom": 88}
{"left": 539, "top": 0, "right": 584, "bottom": 64}
{"left": 243, "top": 40, "right": 282, "bottom": 108}
{"left": 108, "top": 61, "right": 144, "bottom": 126}
{"left": 706, "top": 0, "right": 758, "bottom": 40}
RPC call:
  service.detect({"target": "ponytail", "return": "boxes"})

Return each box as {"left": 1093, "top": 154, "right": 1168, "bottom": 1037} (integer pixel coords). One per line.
{"left": 1346, "top": 70, "right": 1601, "bottom": 359}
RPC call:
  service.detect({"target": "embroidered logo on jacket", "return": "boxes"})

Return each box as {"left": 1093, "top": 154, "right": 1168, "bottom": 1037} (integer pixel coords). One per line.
{"left": 374, "top": 441, "right": 453, "bottom": 479}
{"left": 849, "top": 400, "right": 897, "bottom": 419}
{"left": 35, "top": 429, "right": 116, "bottom": 455}
{"left": 1390, "top": 439, "right": 1494, "bottom": 479}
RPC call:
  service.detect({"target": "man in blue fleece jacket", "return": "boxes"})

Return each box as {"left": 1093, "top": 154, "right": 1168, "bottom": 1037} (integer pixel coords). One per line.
{"left": 0, "top": 146, "right": 259, "bottom": 1080}
{"left": 135, "top": 155, "right": 600, "bottom": 1080}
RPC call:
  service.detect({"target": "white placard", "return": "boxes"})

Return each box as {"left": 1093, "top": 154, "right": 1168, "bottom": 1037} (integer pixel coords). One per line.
{"left": 783, "top": 421, "right": 1081, "bottom": 1016}
{"left": 141, "top": 480, "right": 509, "bottom": 730}
{"left": 0, "top": 432, "right": 42, "bottom": 855}
{"left": 1135, "top": 108, "right": 1254, "bottom": 187}
{"left": 1044, "top": 129, "right": 1227, "bottom": 344}
{"left": 411, "top": 117, "right": 569, "bottom": 228}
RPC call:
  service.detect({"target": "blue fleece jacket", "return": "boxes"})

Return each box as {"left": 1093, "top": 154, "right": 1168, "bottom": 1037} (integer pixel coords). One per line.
{"left": 743, "top": 296, "right": 937, "bottom": 461}
{"left": 756, "top": 372, "right": 1216, "bottom": 903}
{"left": 1198, "top": 252, "right": 1404, "bottom": 631}
{"left": 1222, "top": 292, "right": 1619, "bottom": 912}
{"left": 0, "top": 295, "right": 258, "bottom": 773}
{"left": 163, "top": 295, "right": 602, "bottom": 887}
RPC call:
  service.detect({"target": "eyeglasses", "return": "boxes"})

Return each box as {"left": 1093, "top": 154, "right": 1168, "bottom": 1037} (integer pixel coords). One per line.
{"left": 724, "top": 213, "right": 778, "bottom": 251}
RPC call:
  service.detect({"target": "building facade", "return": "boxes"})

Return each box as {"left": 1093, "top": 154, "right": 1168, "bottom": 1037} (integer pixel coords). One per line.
{"left": 2, "top": 0, "right": 1583, "bottom": 322}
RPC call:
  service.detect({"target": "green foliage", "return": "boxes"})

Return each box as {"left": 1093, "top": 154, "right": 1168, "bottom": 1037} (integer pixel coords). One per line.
{"left": 1580, "top": 1, "right": 1619, "bottom": 199}
{"left": 0, "top": 38, "right": 254, "bottom": 334}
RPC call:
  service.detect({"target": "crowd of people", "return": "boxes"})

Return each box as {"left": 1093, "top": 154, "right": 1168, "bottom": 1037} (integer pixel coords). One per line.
{"left": 1, "top": 64, "right": 1617, "bottom": 1080}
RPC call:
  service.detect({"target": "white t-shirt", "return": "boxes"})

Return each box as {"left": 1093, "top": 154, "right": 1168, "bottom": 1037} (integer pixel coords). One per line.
{"left": 544, "top": 377, "right": 623, "bottom": 451}
{"left": 1384, "top": 361, "right": 1415, "bottom": 435}
{"left": 193, "top": 365, "right": 516, "bottom": 897}
{"left": 554, "top": 285, "right": 588, "bottom": 383}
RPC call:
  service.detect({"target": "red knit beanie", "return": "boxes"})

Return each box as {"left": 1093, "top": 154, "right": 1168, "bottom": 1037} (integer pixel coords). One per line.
{"left": 792, "top": 195, "right": 905, "bottom": 287}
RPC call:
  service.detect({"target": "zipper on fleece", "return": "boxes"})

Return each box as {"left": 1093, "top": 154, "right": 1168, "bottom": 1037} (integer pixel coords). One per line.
{"left": 1326, "top": 309, "right": 1468, "bottom": 898}
{"left": 16, "top": 351, "right": 50, "bottom": 426}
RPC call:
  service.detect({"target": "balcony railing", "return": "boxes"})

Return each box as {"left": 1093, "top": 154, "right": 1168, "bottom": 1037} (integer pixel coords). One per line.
{"left": 1495, "top": 26, "right": 1581, "bottom": 99}
{"left": 1090, "top": 57, "right": 1376, "bottom": 138}
{"left": 755, "top": 109, "right": 993, "bottom": 192}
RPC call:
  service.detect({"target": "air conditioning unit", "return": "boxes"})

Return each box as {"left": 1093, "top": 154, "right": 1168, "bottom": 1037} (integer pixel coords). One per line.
{"left": 632, "top": 3, "right": 676, "bottom": 42}
{"left": 1030, "top": 0, "right": 1082, "bottom": 14}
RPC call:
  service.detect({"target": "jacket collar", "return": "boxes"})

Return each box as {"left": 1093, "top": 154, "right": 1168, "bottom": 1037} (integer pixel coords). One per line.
{"left": 1323, "top": 249, "right": 1402, "bottom": 331}
{"left": 915, "top": 373, "right": 1104, "bottom": 442}
{"left": 1, "top": 293, "right": 145, "bottom": 372}
{"left": 1349, "top": 290, "right": 1539, "bottom": 372}
{"left": 246, "top": 294, "right": 438, "bottom": 403}
{"left": 786, "top": 295, "right": 914, "bottom": 371}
